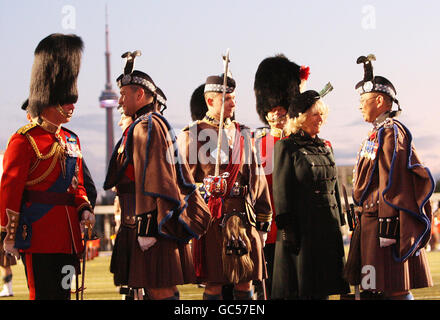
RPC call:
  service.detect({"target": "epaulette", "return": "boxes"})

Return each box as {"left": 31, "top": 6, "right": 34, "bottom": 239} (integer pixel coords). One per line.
{"left": 61, "top": 126, "right": 79, "bottom": 143}
{"left": 383, "top": 117, "right": 394, "bottom": 129}
{"left": 16, "top": 122, "right": 38, "bottom": 135}
{"left": 255, "top": 128, "right": 268, "bottom": 139}
{"left": 374, "top": 116, "right": 394, "bottom": 130}
{"left": 61, "top": 126, "right": 77, "bottom": 136}
{"left": 254, "top": 126, "right": 270, "bottom": 139}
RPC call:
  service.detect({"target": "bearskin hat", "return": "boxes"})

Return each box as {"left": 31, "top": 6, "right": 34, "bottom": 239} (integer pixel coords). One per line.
{"left": 21, "top": 99, "right": 29, "bottom": 111}
{"left": 190, "top": 84, "right": 208, "bottom": 121}
{"left": 28, "top": 33, "right": 84, "bottom": 117}
{"left": 254, "top": 54, "right": 303, "bottom": 125}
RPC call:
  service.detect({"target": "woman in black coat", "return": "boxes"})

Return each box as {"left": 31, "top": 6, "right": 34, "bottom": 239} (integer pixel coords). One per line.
{"left": 271, "top": 90, "right": 350, "bottom": 299}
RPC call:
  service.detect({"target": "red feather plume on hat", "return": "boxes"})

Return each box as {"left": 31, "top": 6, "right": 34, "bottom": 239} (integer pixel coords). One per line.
{"left": 300, "top": 65, "right": 310, "bottom": 81}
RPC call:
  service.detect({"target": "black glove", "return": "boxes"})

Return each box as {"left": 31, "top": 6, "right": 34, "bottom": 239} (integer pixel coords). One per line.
{"left": 282, "top": 224, "right": 300, "bottom": 255}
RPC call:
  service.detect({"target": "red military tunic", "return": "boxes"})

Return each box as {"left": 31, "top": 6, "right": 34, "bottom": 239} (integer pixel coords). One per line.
{"left": 254, "top": 127, "right": 282, "bottom": 245}
{"left": 0, "top": 121, "right": 92, "bottom": 256}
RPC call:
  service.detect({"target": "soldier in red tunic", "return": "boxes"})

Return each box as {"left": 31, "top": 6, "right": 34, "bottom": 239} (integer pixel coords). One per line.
{"left": 253, "top": 54, "right": 309, "bottom": 298}
{"left": 0, "top": 33, "right": 95, "bottom": 300}
{"left": 344, "top": 54, "right": 434, "bottom": 299}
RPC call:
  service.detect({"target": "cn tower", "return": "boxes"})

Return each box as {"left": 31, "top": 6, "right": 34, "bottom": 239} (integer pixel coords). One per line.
{"left": 99, "top": 6, "right": 118, "bottom": 171}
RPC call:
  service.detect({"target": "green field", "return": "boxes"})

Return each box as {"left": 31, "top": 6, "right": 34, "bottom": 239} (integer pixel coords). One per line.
{"left": 2, "top": 250, "right": 440, "bottom": 300}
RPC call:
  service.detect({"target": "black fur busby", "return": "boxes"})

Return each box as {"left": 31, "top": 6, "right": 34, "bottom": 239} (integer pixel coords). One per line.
{"left": 28, "top": 33, "right": 84, "bottom": 117}
{"left": 254, "top": 54, "right": 302, "bottom": 125}
{"left": 21, "top": 99, "right": 29, "bottom": 111}
{"left": 190, "top": 84, "right": 208, "bottom": 121}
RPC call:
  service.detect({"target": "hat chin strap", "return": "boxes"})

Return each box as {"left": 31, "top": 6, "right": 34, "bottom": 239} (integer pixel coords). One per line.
{"left": 389, "top": 99, "right": 402, "bottom": 118}
{"left": 57, "top": 105, "right": 70, "bottom": 118}
{"left": 38, "top": 116, "right": 61, "bottom": 133}
{"left": 266, "top": 113, "right": 287, "bottom": 127}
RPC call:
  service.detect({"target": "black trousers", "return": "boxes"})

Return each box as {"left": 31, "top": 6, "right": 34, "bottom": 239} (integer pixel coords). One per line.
{"left": 21, "top": 253, "right": 79, "bottom": 300}
{"left": 263, "top": 243, "right": 275, "bottom": 299}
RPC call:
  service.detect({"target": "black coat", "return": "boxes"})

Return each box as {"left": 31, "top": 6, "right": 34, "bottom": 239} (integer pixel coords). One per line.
{"left": 82, "top": 159, "right": 97, "bottom": 208}
{"left": 271, "top": 131, "right": 349, "bottom": 299}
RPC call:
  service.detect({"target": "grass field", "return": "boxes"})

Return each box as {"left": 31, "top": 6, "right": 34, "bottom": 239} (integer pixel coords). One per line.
{"left": 2, "top": 249, "right": 440, "bottom": 300}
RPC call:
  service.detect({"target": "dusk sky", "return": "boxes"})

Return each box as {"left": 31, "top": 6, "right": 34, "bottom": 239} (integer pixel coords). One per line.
{"left": 0, "top": 0, "right": 439, "bottom": 198}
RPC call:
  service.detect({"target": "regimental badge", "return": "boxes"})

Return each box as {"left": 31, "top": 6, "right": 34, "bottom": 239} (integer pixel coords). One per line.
{"left": 363, "top": 81, "right": 374, "bottom": 92}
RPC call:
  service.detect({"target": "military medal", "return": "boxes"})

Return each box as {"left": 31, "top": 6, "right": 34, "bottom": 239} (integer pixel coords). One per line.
{"left": 66, "top": 141, "right": 81, "bottom": 158}
{"left": 371, "top": 142, "right": 378, "bottom": 160}
{"left": 360, "top": 128, "right": 379, "bottom": 160}
{"left": 360, "top": 140, "right": 367, "bottom": 158}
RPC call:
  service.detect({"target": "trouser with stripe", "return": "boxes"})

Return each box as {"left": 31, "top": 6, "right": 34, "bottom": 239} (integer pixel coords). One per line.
{"left": 21, "top": 253, "right": 79, "bottom": 300}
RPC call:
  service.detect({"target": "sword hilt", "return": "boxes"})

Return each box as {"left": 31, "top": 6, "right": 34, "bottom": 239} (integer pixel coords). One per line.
{"left": 346, "top": 203, "right": 358, "bottom": 231}
{"left": 86, "top": 223, "right": 92, "bottom": 240}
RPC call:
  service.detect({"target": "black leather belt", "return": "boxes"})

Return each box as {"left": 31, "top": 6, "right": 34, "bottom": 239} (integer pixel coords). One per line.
{"left": 22, "top": 190, "right": 75, "bottom": 206}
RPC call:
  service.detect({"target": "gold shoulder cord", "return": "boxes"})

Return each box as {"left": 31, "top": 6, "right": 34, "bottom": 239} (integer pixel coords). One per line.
{"left": 25, "top": 133, "right": 59, "bottom": 160}
{"left": 25, "top": 133, "right": 63, "bottom": 186}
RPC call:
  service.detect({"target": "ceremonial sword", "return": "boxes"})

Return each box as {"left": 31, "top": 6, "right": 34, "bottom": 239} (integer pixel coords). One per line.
{"left": 80, "top": 223, "right": 93, "bottom": 300}
{"left": 203, "top": 49, "right": 231, "bottom": 197}
{"left": 214, "top": 48, "right": 230, "bottom": 177}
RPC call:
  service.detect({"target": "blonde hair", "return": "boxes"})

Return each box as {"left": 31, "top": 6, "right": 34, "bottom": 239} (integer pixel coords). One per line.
{"left": 286, "top": 99, "right": 329, "bottom": 135}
